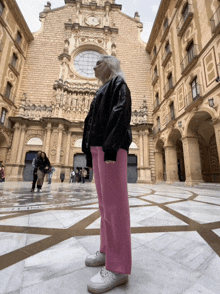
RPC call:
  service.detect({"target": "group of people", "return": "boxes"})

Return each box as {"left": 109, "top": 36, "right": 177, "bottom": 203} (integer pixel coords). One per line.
{"left": 31, "top": 151, "right": 52, "bottom": 192}
{"left": 0, "top": 165, "right": 5, "bottom": 182}
{"left": 69, "top": 168, "right": 88, "bottom": 184}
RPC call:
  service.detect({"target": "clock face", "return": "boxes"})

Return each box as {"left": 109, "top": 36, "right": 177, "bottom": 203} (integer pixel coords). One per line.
{"left": 85, "top": 16, "right": 100, "bottom": 26}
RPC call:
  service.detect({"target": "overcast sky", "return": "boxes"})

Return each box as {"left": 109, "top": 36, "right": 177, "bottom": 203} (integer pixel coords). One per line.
{"left": 16, "top": 0, "right": 160, "bottom": 43}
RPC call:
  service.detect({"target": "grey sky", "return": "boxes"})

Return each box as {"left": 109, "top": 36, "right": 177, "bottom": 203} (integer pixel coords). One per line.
{"left": 16, "top": 0, "right": 160, "bottom": 43}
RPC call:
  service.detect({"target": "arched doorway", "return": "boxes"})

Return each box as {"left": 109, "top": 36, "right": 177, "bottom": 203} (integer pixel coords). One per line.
{"left": 127, "top": 154, "right": 137, "bottom": 183}
{"left": 23, "top": 151, "right": 38, "bottom": 181}
{"left": 185, "top": 111, "right": 220, "bottom": 183}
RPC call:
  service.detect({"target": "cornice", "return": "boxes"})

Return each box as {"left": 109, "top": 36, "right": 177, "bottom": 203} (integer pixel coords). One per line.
{"left": 146, "top": 0, "right": 171, "bottom": 54}
{"left": 6, "top": 0, "right": 34, "bottom": 42}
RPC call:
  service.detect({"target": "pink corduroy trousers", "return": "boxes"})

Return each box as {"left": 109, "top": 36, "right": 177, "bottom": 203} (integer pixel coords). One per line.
{"left": 90, "top": 146, "right": 132, "bottom": 275}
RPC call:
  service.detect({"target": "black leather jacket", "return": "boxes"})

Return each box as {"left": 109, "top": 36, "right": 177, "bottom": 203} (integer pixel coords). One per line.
{"left": 82, "top": 76, "right": 132, "bottom": 168}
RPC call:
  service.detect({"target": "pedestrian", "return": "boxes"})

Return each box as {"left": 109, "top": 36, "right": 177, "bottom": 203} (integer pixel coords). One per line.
{"left": 0, "top": 165, "right": 5, "bottom": 182}
{"left": 60, "top": 173, "right": 65, "bottom": 182}
{"left": 36, "top": 151, "right": 51, "bottom": 192}
{"left": 75, "top": 168, "right": 80, "bottom": 184}
{"left": 30, "top": 151, "right": 42, "bottom": 192}
{"left": 48, "top": 167, "right": 55, "bottom": 184}
{"left": 82, "top": 55, "right": 132, "bottom": 293}
{"left": 82, "top": 168, "right": 87, "bottom": 183}
{"left": 79, "top": 168, "right": 82, "bottom": 184}
{"left": 69, "top": 169, "right": 75, "bottom": 183}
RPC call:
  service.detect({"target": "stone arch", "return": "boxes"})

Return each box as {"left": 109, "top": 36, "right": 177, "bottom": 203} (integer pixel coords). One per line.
{"left": 74, "top": 138, "right": 82, "bottom": 147}
{"left": 130, "top": 142, "right": 138, "bottom": 149}
{"left": 27, "top": 137, "right": 43, "bottom": 145}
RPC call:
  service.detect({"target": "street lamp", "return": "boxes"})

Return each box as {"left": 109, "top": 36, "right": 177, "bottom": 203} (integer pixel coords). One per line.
{"left": 208, "top": 98, "right": 215, "bottom": 107}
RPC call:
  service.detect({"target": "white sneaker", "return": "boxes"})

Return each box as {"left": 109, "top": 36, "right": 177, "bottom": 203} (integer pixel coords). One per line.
{"left": 85, "top": 251, "right": 106, "bottom": 267}
{"left": 87, "top": 266, "right": 128, "bottom": 294}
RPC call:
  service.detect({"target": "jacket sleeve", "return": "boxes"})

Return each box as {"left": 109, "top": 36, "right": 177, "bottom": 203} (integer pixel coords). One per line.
{"left": 102, "top": 82, "right": 131, "bottom": 162}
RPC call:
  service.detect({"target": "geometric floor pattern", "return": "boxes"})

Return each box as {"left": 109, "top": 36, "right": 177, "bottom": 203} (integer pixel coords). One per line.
{"left": 0, "top": 182, "right": 220, "bottom": 293}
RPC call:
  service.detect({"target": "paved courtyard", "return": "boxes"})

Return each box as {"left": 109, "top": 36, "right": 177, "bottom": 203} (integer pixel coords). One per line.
{"left": 0, "top": 181, "right": 220, "bottom": 294}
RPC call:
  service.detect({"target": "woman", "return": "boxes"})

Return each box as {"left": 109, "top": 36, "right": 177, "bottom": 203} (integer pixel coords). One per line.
{"left": 82, "top": 55, "right": 132, "bottom": 294}
{"left": 0, "top": 165, "right": 5, "bottom": 182}
{"left": 75, "top": 168, "right": 79, "bottom": 184}
{"left": 36, "top": 152, "right": 51, "bottom": 192}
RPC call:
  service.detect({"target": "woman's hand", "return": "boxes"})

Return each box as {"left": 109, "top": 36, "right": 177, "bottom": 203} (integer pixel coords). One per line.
{"left": 105, "top": 161, "right": 115, "bottom": 164}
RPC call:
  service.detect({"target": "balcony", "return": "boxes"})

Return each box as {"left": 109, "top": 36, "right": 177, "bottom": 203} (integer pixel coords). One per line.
{"left": 175, "top": 0, "right": 183, "bottom": 9}
{"left": 165, "top": 109, "right": 176, "bottom": 125}
{"left": 162, "top": 49, "right": 172, "bottom": 67}
{"left": 181, "top": 44, "right": 199, "bottom": 75}
{"left": 151, "top": 53, "right": 157, "bottom": 66}
{"left": 153, "top": 98, "right": 160, "bottom": 112}
{"left": 152, "top": 72, "right": 159, "bottom": 86}
{"left": 184, "top": 84, "right": 203, "bottom": 111}
{"left": 3, "top": 90, "right": 16, "bottom": 104}
{"left": 210, "top": 5, "right": 220, "bottom": 34}
{"left": 160, "top": 20, "right": 170, "bottom": 43}
{"left": 177, "top": 4, "right": 194, "bottom": 37}
{"left": 164, "top": 78, "right": 174, "bottom": 99}
{"left": 153, "top": 124, "right": 161, "bottom": 134}
{"left": 9, "top": 62, "right": 21, "bottom": 76}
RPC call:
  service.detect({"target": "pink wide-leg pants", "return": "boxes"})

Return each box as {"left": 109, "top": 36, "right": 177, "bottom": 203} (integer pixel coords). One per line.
{"left": 90, "top": 146, "right": 132, "bottom": 275}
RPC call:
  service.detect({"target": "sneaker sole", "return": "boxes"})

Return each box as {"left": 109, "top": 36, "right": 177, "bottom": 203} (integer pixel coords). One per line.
{"left": 85, "top": 260, "right": 105, "bottom": 267}
{"left": 87, "top": 276, "right": 128, "bottom": 294}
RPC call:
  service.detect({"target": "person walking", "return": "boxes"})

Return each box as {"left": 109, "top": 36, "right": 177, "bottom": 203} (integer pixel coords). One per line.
{"left": 60, "top": 173, "right": 65, "bottom": 182}
{"left": 48, "top": 167, "right": 55, "bottom": 184}
{"left": 79, "top": 168, "right": 82, "bottom": 184}
{"left": 82, "top": 55, "right": 132, "bottom": 293}
{"left": 36, "top": 152, "right": 51, "bottom": 192}
{"left": 30, "top": 151, "right": 42, "bottom": 192}
{"left": 82, "top": 168, "right": 87, "bottom": 184}
{"left": 0, "top": 165, "right": 5, "bottom": 182}
{"left": 75, "top": 168, "right": 80, "bottom": 185}
{"left": 69, "top": 169, "right": 75, "bottom": 183}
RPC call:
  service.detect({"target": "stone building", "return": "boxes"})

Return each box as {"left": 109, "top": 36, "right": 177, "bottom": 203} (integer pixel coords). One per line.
{"left": 0, "top": 0, "right": 33, "bottom": 171}
{"left": 0, "top": 0, "right": 154, "bottom": 183}
{"left": 147, "top": 0, "right": 220, "bottom": 185}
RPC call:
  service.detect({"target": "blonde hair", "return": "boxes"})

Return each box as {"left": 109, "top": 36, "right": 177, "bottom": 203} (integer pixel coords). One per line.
{"left": 98, "top": 55, "right": 126, "bottom": 82}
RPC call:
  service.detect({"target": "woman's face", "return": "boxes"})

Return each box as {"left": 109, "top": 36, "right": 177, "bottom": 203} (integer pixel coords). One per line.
{"left": 94, "top": 60, "right": 111, "bottom": 80}
{"left": 41, "top": 153, "right": 45, "bottom": 159}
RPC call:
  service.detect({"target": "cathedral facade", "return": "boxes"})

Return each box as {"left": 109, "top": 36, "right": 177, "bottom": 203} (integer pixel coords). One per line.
{"left": 0, "top": 0, "right": 154, "bottom": 183}
{"left": 1, "top": 0, "right": 220, "bottom": 185}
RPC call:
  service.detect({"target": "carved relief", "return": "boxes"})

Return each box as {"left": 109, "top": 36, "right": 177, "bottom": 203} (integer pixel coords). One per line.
{"left": 177, "top": 83, "right": 185, "bottom": 111}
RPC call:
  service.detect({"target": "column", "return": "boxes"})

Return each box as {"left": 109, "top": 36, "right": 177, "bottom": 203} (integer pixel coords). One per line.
{"left": 44, "top": 123, "right": 52, "bottom": 155}
{"left": 65, "top": 130, "right": 71, "bottom": 166}
{"left": 154, "top": 150, "right": 164, "bottom": 182}
{"left": 164, "top": 145, "right": 179, "bottom": 184}
{"left": 10, "top": 123, "right": 21, "bottom": 163}
{"left": 56, "top": 124, "right": 64, "bottom": 164}
{"left": 212, "top": 118, "right": 220, "bottom": 166}
{"left": 182, "top": 136, "right": 203, "bottom": 185}
{"left": 16, "top": 124, "right": 26, "bottom": 164}
{"left": 139, "top": 131, "right": 144, "bottom": 166}
{"left": 143, "top": 130, "right": 149, "bottom": 167}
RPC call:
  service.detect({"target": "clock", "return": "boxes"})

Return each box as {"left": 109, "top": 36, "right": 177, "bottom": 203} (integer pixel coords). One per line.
{"left": 85, "top": 16, "right": 100, "bottom": 27}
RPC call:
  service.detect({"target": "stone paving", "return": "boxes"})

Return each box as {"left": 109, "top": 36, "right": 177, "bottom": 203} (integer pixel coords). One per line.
{"left": 0, "top": 181, "right": 220, "bottom": 294}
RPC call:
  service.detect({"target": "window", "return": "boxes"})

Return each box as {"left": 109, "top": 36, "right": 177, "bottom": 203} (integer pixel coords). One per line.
{"left": 74, "top": 50, "right": 100, "bottom": 78}
{"left": 11, "top": 53, "right": 18, "bottom": 68}
{"left": 156, "top": 92, "right": 159, "bottom": 106}
{"left": 154, "top": 66, "right": 158, "bottom": 76}
{"left": 16, "top": 31, "right": 22, "bottom": 44}
{"left": 157, "top": 116, "right": 161, "bottom": 131}
{"left": 191, "top": 77, "right": 199, "bottom": 99}
{"left": 0, "top": 1, "right": 4, "bottom": 16}
{"left": 182, "top": 3, "right": 189, "bottom": 21}
{"left": 165, "top": 42, "right": 170, "bottom": 54}
{"left": 170, "top": 102, "right": 175, "bottom": 120}
{"left": 153, "top": 46, "right": 157, "bottom": 55}
{"left": 5, "top": 82, "right": 12, "bottom": 99}
{"left": 168, "top": 73, "right": 173, "bottom": 89}
{"left": 1, "top": 108, "right": 7, "bottom": 124}
{"left": 164, "top": 18, "right": 169, "bottom": 29}
{"left": 187, "top": 41, "right": 194, "bottom": 63}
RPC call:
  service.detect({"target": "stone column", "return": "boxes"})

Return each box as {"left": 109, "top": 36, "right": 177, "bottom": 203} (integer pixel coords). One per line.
{"left": 44, "top": 123, "right": 52, "bottom": 155}
{"left": 65, "top": 130, "right": 71, "bottom": 166}
{"left": 212, "top": 118, "right": 220, "bottom": 166}
{"left": 139, "top": 131, "right": 144, "bottom": 166}
{"left": 16, "top": 124, "right": 26, "bottom": 164}
{"left": 182, "top": 136, "right": 203, "bottom": 185}
{"left": 10, "top": 123, "right": 21, "bottom": 163}
{"left": 164, "top": 145, "right": 179, "bottom": 184}
{"left": 56, "top": 124, "right": 64, "bottom": 164}
{"left": 143, "top": 130, "right": 149, "bottom": 167}
{"left": 154, "top": 150, "right": 164, "bottom": 182}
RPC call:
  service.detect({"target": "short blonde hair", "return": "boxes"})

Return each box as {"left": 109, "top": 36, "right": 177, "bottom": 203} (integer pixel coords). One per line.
{"left": 98, "top": 55, "right": 126, "bottom": 81}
